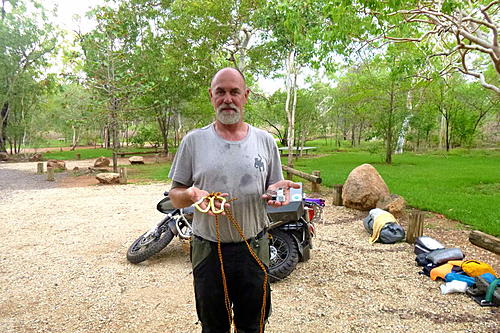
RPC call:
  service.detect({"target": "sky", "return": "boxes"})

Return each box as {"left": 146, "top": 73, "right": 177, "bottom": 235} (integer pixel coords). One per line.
{"left": 44, "top": 0, "right": 102, "bottom": 33}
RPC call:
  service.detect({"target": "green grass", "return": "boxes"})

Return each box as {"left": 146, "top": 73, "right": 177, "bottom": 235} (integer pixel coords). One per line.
{"left": 291, "top": 150, "right": 500, "bottom": 237}
{"left": 43, "top": 148, "right": 114, "bottom": 160}
{"left": 123, "top": 162, "right": 172, "bottom": 182}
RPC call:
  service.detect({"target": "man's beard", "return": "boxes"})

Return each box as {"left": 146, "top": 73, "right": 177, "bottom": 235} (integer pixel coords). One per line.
{"left": 216, "top": 103, "right": 241, "bottom": 125}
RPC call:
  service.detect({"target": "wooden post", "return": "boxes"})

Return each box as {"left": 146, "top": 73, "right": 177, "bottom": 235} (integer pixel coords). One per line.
{"left": 47, "top": 167, "right": 55, "bottom": 181}
{"left": 119, "top": 167, "right": 128, "bottom": 184}
{"left": 37, "top": 162, "right": 44, "bottom": 174}
{"left": 76, "top": 153, "right": 81, "bottom": 160}
{"left": 469, "top": 230, "right": 500, "bottom": 255}
{"left": 155, "top": 153, "right": 160, "bottom": 164}
{"left": 406, "top": 211, "right": 424, "bottom": 244}
{"left": 311, "top": 170, "right": 320, "bottom": 193}
{"left": 332, "top": 184, "right": 343, "bottom": 206}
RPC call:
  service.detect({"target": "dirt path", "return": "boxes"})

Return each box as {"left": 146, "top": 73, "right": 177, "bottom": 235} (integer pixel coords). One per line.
{"left": 0, "top": 161, "right": 498, "bottom": 332}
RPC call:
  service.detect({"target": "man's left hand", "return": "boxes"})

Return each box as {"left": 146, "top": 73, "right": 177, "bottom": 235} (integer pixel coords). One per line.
{"left": 262, "top": 180, "right": 301, "bottom": 207}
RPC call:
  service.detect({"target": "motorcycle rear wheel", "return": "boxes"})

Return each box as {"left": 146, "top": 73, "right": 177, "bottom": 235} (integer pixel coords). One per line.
{"left": 269, "top": 229, "right": 299, "bottom": 282}
{"left": 127, "top": 228, "right": 174, "bottom": 264}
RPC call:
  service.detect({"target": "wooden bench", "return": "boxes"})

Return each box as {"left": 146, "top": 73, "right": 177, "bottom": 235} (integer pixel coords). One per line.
{"left": 278, "top": 146, "right": 317, "bottom": 156}
{"left": 115, "top": 150, "right": 160, "bottom": 158}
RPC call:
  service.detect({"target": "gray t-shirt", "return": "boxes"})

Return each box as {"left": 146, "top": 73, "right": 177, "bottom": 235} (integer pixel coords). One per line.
{"left": 168, "top": 123, "right": 283, "bottom": 242}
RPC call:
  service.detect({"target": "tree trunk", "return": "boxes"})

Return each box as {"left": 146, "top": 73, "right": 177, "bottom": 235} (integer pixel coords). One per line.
{"left": 350, "top": 123, "right": 355, "bottom": 147}
{"left": 385, "top": 86, "right": 395, "bottom": 164}
{"left": 285, "top": 49, "right": 298, "bottom": 170}
{"left": 357, "top": 120, "right": 364, "bottom": 146}
{"left": 175, "top": 112, "right": 182, "bottom": 147}
{"left": 0, "top": 102, "right": 9, "bottom": 152}
{"left": 445, "top": 116, "right": 450, "bottom": 151}
{"left": 71, "top": 125, "right": 78, "bottom": 150}
{"left": 156, "top": 106, "right": 171, "bottom": 154}
{"left": 110, "top": 98, "right": 120, "bottom": 172}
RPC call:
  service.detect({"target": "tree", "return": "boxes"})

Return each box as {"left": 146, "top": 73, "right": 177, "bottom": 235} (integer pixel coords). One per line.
{"left": 0, "top": 0, "right": 58, "bottom": 153}
{"left": 369, "top": 0, "right": 500, "bottom": 94}
{"left": 258, "top": 0, "right": 322, "bottom": 169}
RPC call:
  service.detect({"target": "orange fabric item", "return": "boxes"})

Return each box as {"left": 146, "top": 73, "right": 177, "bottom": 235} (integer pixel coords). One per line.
{"left": 430, "top": 261, "right": 464, "bottom": 281}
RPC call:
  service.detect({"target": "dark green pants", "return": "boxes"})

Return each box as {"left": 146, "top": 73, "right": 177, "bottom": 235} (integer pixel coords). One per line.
{"left": 191, "top": 235, "right": 271, "bottom": 333}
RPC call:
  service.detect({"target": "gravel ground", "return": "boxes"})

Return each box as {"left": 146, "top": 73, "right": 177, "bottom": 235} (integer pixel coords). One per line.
{"left": 0, "top": 161, "right": 498, "bottom": 333}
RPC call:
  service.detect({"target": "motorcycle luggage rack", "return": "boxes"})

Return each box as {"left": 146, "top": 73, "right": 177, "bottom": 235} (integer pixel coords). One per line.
{"left": 267, "top": 201, "right": 304, "bottom": 222}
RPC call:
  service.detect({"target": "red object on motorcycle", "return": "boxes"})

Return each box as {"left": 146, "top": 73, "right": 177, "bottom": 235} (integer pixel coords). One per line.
{"left": 307, "top": 207, "right": 315, "bottom": 221}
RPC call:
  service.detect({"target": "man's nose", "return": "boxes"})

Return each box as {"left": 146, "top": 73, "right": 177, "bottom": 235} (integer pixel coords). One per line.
{"left": 223, "top": 93, "right": 232, "bottom": 104}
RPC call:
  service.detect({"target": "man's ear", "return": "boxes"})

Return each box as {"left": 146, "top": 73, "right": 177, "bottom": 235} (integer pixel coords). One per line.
{"left": 244, "top": 88, "right": 250, "bottom": 100}
{"left": 208, "top": 88, "right": 213, "bottom": 99}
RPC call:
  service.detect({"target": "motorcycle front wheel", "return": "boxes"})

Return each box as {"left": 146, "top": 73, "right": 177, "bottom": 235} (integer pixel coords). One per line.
{"left": 269, "top": 229, "right": 299, "bottom": 282}
{"left": 127, "top": 227, "right": 174, "bottom": 264}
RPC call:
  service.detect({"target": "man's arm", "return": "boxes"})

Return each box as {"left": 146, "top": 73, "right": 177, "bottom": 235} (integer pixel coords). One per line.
{"left": 168, "top": 184, "right": 207, "bottom": 209}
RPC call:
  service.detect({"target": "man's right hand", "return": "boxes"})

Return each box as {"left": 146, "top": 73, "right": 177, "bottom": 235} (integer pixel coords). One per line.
{"left": 170, "top": 186, "right": 230, "bottom": 216}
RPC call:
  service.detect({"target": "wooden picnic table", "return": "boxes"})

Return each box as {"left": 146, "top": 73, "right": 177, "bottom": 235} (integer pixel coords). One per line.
{"left": 278, "top": 146, "right": 317, "bottom": 155}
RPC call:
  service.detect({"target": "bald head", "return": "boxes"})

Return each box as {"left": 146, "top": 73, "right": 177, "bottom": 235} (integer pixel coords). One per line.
{"left": 210, "top": 67, "right": 246, "bottom": 89}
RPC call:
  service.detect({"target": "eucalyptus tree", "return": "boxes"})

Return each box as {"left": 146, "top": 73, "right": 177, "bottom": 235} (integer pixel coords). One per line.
{"left": 359, "top": 0, "right": 500, "bottom": 94}
{"left": 166, "top": 0, "right": 275, "bottom": 75}
{"left": 257, "top": 0, "right": 323, "bottom": 168}
{"left": 0, "top": 0, "right": 58, "bottom": 153}
{"left": 78, "top": 2, "right": 160, "bottom": 169}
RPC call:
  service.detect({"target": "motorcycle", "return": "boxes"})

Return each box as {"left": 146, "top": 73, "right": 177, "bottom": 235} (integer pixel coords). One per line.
{"left": 126, "top": 185, "right": 323, "bottom": 282}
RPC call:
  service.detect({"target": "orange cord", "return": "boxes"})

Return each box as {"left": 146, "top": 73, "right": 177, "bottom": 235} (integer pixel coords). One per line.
{"left": 206, "top": 193, "right": 268, "bottom": 333}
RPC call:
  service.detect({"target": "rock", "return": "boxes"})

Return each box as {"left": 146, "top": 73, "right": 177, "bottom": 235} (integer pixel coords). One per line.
{"left": 47, "top": 160, "right": 66, "bottom": 170}
{"left": 377, "top": 194, "right": 406, "bottom": 215}
{"left": 29, "top": 153, "right": 42, "bottom": 162}
{"left": 96, "top": 173, "right": 120, "bottom": 184}
{"left": 73, "top": 167, "right": 80, "bottom": 171}
{"left": 342, "top": 163, "right": 390, "bottom": 211}
{"left": 0, "top": 152, "right": 8, "bottom": 161}
{"left": 129, "top": 156, "right": 144, "bottom": 164}
{"left": 94, "top": 156, "right": 111, "bottom": 168}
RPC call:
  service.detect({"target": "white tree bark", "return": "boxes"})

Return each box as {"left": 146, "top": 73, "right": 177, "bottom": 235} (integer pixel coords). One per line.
{"left": 385, "top": 1, "right": 500, "bottom": 93}
{"left": 285, "top": 49, "right": 298, "bottom": 168}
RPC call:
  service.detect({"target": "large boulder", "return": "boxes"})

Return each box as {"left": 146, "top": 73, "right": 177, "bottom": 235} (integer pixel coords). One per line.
{"left": 94, "top": 156, "right": 111, "bottom": 168}
{"left": 342, "top": 163, "right": 390, "bottom": 211}
{"left": 0, "top": 152, "right": 8, "bottom": 161}
{"left": 47, "top": 160, "right": 66, "bottom": 170}
{"left": 377, "top": 194, "right": 406, "bottom": 215}
{"left": 96, "top": 173, "right": 120, "bottom": 184}
{"left": 129, "top": 156, "right": 144, "bottom": 165}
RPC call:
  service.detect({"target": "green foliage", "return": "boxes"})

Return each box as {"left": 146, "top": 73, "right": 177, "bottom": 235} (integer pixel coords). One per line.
{"left": 129, "top": 125, "right": 162, "bottom": 147}
{"left": 0, "top": 0, "right": 60, "bottom": 152}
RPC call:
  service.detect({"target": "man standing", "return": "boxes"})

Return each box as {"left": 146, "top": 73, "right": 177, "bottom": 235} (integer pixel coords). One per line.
{"left": 168, "top": 67, "right": 298, "bottom": 333}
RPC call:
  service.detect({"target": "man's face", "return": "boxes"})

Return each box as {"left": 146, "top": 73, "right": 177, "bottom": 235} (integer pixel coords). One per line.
{"left": 209, "top": 69, "right": 249, "bottom": 125}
